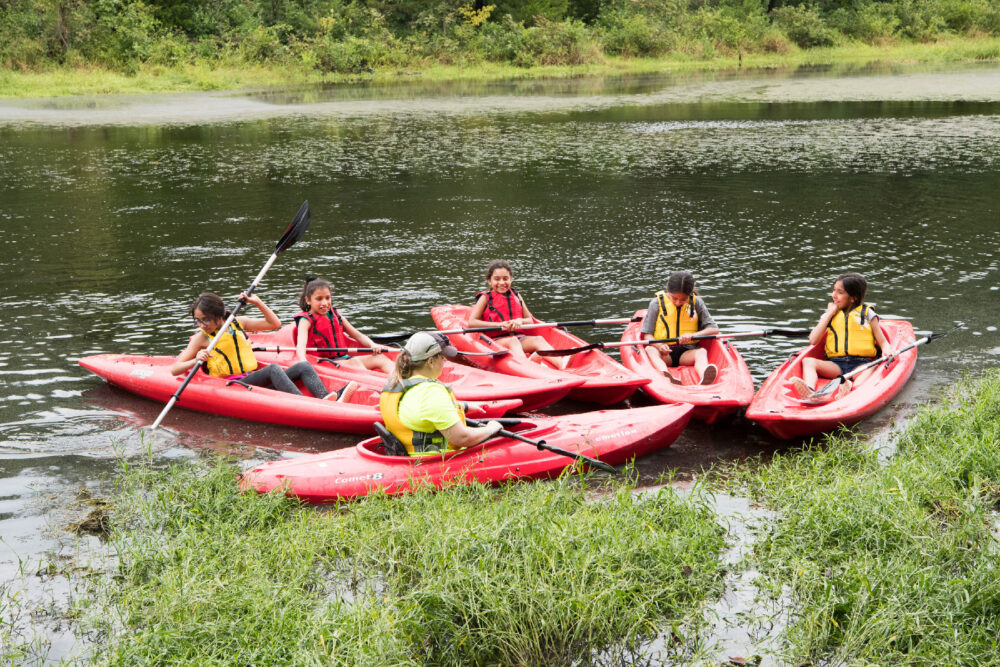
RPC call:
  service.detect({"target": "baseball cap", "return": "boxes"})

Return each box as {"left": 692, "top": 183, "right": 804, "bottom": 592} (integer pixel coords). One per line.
{"left": 404, "top": 331, "right": 458, "bottom": 362}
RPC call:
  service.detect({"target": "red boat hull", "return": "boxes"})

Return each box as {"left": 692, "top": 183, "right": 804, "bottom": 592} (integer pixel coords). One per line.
{"left": 250, "top": 325, "right": 581, "bottom": 411}
{"left": 430, "top": 305, "right": 649, "bottom": 405}
{"left": 241, "top": 403, "right": 694, "bottom": 502}
{"left": 618, "top": 310, "right": 755, "bottom": 423}
{"left": 745, "top": 320, "right": 917, "bottom": 439}
{"left": 79, "top": 354, "right": 520, "bottom": 434}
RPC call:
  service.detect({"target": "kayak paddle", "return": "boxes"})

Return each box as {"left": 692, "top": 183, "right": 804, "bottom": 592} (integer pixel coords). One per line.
{"left": 150, "top": 201, "right": 311, "bottom": 431}
{"left": 251, "top": 345, "right": 509, "bottom": 357}
{"left": 808, "top": 324, "right": 963, "bottom": 400}
{"left": 368, "top": 316, "right": 643, "bottom": 344}
{"left": 535, "top": 328, "right": 812, "bottom": 356}
{"left": 466, "top": 419, "right": 618, "bottom": 474}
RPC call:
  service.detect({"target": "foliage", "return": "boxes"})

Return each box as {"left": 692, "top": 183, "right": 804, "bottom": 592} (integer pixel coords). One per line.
{"left": 84, "top": 462, "right": 728, "bottom": 664}
{"left": 1, "top": 0, "right": 999, "bottom": 73}
{"left": 733, "top": 371, "right": 1000, "bottom": 663}
{"left": 771, "top": 4, "right": 838, "bottom": 47}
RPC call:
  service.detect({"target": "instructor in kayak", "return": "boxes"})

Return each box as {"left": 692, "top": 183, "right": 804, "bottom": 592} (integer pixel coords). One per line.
{"left": 379, "top": 332, "right": 502, "bottom": 455}
{"left": 171, "top": 291, "right": 351, "bottom": 401}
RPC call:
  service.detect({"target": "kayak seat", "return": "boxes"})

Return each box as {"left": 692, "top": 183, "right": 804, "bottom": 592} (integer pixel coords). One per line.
{"left": 373, "top": 423, "right": 409, "bottom": 457}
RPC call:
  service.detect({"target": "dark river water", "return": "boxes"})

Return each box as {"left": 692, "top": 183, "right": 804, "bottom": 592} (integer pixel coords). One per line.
{"left": 1, "top": 63, "right": 998, "bottom": 660}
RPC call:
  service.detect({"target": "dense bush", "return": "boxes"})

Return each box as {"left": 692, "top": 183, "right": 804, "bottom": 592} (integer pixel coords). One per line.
{"left": 1, "top": 0, "right": 999, "bottom": 72}
{"left": 771, "top": 4, "right": 837, "bottom": 47}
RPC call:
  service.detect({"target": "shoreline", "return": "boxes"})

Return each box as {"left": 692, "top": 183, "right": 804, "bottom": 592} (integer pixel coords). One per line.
{"left": 2, "top": 37, "right": 999, "bottom": 99}
{"left": 5, "top": 371, "right": 997, "bottom": 663}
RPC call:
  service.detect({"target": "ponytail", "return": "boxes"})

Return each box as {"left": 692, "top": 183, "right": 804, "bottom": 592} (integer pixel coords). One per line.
{"left": 388, "top": 350, "right": 437, "bottom": 385}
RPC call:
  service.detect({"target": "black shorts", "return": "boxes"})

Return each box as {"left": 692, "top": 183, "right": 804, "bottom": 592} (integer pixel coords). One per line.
{"left": 665, "top": 343, "right": 697, "bottom": 366}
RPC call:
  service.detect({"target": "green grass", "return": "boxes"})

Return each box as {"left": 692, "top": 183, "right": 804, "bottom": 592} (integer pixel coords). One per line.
{"left": 2, "top": 36, "right": 999, "bottom": 99}
{"left": 82, "top": 462, "right": 727, "bottom": 664}
{"left": 728, "top": 370, "right": 1000, "bottom": 664}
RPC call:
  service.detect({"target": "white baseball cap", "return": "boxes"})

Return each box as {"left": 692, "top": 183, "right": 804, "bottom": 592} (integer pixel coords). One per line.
{"left": 404, "top": 332, "right": 458, "bottom": 362}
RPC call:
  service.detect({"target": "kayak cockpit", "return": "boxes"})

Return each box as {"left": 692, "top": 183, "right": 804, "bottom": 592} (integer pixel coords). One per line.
{"left": 356, "top": 420, "right": 554, "bottom": 461}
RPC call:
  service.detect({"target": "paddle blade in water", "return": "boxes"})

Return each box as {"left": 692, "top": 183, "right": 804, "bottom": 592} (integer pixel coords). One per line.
{"left": 276, "top": 201, "right": 310, "bottom": 254}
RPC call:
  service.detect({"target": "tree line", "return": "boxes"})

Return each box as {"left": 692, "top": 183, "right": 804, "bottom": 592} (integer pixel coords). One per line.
{"left": 2, "top": 0, "right": 998, "bottom": 72}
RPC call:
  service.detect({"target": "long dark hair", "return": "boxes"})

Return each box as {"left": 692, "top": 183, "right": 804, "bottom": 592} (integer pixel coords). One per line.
{"left": 189, "top": 292, "right": 226, "bottom": 321}
{"left": 835, "top": 272, "right": 868, "bottom": 312}
{"left": 299, "top": 275, "right": 333, "bottom": 311}
{"left": 665, "top": 271, "right": 698, "bottom": 316}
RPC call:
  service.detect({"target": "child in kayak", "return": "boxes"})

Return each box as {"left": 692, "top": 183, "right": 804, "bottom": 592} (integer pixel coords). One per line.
{"left": 640, "top": 271, "right": 720, "bottom": 385}
{"left": 295, "top": 276, "right": 394, "bottom": 374}
{"left": 468, "top": 260, "right": 568, "bottom": 370}
{"left": 379, "top": 332, "right": 502, "bottom": 455}
{"left": 171, "top": 291, "right": 352, "bottom": 401}
{"left": 792, "top": 272, "right": 893, "bottom": 403}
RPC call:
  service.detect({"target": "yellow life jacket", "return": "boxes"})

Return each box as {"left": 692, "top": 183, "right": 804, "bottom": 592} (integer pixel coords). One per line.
{"left": 200, "top": 320, "right": 258, "bottom": 378}
{"left": 378, "top": 377, "right": 466, "bottom": 455}
{"left": 825, "top": 304, "right": 878, "bottom": 358}
{"left": 652, "top": 291, "right": 700, "bottom": 341}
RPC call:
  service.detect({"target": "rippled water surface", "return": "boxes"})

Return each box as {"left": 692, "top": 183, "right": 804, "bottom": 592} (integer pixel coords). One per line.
{"left": 1, "top": 63, "right": 999, "bottom": 659}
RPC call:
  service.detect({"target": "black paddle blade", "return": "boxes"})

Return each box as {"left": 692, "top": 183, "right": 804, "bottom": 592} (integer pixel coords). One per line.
{"left": 927, "top": 324, "right": 963, "bottom": 342}
{"left": 369, "top": 331, "right": 410, "bottom": 344}
{"left": 536, "top": 343, "right": 599, "bottom": 356}
{"left": 275, "top": 201, "right": 310, "bottom": 254}
{"left": 768, "top": 328, "right": 812, "bottom": 337}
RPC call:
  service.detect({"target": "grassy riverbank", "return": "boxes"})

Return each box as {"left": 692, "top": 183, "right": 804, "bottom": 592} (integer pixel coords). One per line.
{"left": 77, "top": 465, "right": 726, "bottom": 664}
{"left": 2, "top": 36, "right": 999, "bottom": 99}
{"left": 8, "top": 371, "right": 999, "bottom": 662}
{"left": 731, "top": 369, "right": 1000, "bottom": 663}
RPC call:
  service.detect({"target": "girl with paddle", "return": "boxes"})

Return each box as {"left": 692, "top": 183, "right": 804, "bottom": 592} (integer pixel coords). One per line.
{"left": 791, "top": 272, "right": 894, "bottom": 403}
{"left": 641, "top": 271, "right": 720, "bottom": 385}
{"left": 379, "top": 332, "right": 502, "bottom": 455}
{"left": 295, "top": 276, "right": 394, "bottom": 373}
{"left": 171, "top": 291, "right": 351, "bottom": 401}
{"left": 467, "top": 260, "right": 568, "bottom": 370}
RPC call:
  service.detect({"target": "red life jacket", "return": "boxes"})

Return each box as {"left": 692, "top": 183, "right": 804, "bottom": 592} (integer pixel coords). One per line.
{"left": 294, "top": 309, "right": 348, "bottom": 358}
{"left": 475, "top": 288, "right": 525, "bottom": 339}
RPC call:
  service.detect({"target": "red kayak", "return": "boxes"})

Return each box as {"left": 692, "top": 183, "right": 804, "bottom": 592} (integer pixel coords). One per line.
{"left": 745, "top": 320, "right": 917, "bottom": 439}
{"left": 430, "top": 305, "right": 649, "bottom": 405}
{"left": 618, "top": 310, "right": 755, "bottom": 423}
{"left": 250, "top": 325, "right": 582, "bottom": 411}
{"left": 241, "top": 403, "right": 694, "bottom": 502}
{"left": 79, "top": 354, "right": 521, "bottom": 434}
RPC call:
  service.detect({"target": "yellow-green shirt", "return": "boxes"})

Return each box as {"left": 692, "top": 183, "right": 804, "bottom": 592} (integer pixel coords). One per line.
{"left": 397, "top": 374, "right": 461, "bottom": 440}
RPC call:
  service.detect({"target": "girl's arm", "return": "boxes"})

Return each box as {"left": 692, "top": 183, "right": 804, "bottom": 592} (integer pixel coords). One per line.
{"left": 467, "top": 295, "right": 496, "bottom": 328}
{"left": 678, "top": 300, "right": 719, "bottom": 345}
{"left": 341, "top": 317, "right": 390, "bottom": 354}
{"left": 294, "top": 317, "right": 312, "bottom": 363}
{"left": 640, "top": 300, "right": 670, "bottom": 353}
{"left": 441, "top": 419, "right": 503, "bottom": 449}
{"left": 808, "top": 302, "right": 840, "bottom": 346}
{"left": 870, "top": 315, "right": 894, "bottom": 355}
{"left": 170, "top": 332, "right": 211, "bottom": 376}
{"left": 469, "top": 294, "right": 531, "bottom": 332}
{"left": 236, "top": 292, "right": 282, "bottom": 332}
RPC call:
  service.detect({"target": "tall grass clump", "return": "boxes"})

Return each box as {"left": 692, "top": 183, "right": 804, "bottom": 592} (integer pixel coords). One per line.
{"left": 735, "top": 370, "right": 1000, "bottom": 664}
{"left": 87, "top": 460, "right": 726, "bottom": 664}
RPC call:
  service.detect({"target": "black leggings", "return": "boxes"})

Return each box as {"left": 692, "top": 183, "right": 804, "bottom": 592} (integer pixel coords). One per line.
{"left": 241, "top": 362, "right": 329, "bottom": 398}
